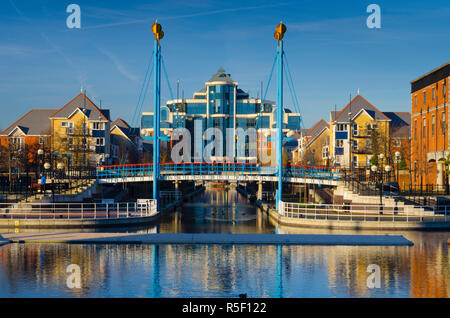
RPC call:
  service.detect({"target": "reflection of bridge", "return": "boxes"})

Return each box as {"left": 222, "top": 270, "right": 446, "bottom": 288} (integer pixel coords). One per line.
{"left": 96, "top": 162, "right": 340, "bottom": 186}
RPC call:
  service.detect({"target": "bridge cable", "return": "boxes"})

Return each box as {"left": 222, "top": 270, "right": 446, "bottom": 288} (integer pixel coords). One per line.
{"left": 284, "top": 51, "right": 316, "bottom": 167}
{"left": 255, "top": 54, "right": 277, "bottom": 130}
{"left": 161, "top": 56, "right": 181, "bottom": 129}
{"left": 131, "top": 49, "right": 155, "bottom": 129}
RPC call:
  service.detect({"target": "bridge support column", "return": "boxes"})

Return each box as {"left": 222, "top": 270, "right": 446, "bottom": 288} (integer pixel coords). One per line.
{"left": 275, "top": 32, "right": 284, "bottom": 211}
{"left": 152, "top": 24, "right": 162, "bottom": 210}
{"left": 257, "top": 181, "right": 263, "bottom": 201}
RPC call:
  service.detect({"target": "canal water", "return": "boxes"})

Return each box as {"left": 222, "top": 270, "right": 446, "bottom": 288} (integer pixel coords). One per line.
{"left": 0, "top": 187, "right": 449, "bottom": 297}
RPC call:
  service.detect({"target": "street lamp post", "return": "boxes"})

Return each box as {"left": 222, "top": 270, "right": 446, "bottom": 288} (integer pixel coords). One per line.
{"left": 57, "top": 162, "right": 64, "bottom": 194}
{"left": 395, "top": 151, "right": 401, "bottom": 185}
{"left": 37, "top": 148, "right": 44, "bottom": 181}
{"left": 44, "top": 162, "right": 50, "bottom": 196}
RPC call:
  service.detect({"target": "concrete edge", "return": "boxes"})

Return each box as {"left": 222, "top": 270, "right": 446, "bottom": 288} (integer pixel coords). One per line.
{"left": 0, "top": 214, "right": 160, "bottom": 229}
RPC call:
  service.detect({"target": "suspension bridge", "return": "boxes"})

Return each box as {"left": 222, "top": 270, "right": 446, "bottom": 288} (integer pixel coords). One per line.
{"left": 96, "top": 22, "right": 342, "bottom": 210}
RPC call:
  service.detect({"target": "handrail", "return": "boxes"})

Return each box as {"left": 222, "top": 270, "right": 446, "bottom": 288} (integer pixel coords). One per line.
{"left": 279, "top": 201, "right": 449, "bottom": 223}
{"left": 0, "top": 200, "right": 158, "bottom": 220}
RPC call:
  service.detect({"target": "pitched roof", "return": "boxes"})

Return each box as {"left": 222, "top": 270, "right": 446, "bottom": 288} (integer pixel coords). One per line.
{"left": 383, "top": 112, "right": 411, "bottom": 138}
{"left": 333, "top": 95, "right": 390, "bottom": 123}
{"left": 50, "top": 93, "right": 110, "bottom": 121}
{"left": 111, "top": 118, "right": 139, "bottom": 140}
{"left": 306, "top": 119, "right": 329, "bottom": 147}
{"left": 208, "top": 67, "right": 236, "bottom": 84}
{"left": 111, "top": 118, "right": 130, "bottom": 130}
{"left": 1, "top": 109, "right": 56, "bottom": 136}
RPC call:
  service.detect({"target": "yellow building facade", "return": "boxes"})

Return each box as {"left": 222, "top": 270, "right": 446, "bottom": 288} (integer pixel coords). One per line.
{"left": 50, "top": 93, "right": 111, "bottom": 167}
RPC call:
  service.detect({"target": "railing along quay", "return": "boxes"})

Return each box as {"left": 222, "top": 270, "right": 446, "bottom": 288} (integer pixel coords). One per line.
{"left": 279, "top": 202, "right": 450, "bottom": 223}
{"left": 0, "top": 200, "right": 157, "bottom": 220}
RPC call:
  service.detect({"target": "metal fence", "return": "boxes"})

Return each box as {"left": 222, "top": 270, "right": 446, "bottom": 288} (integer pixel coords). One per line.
{"left": 0, "top": 200, "right": 157, "bottom": 220}
{"left": 0, "top": 167, "right": 97, "bottom": 202}
{"left": 279, "top": 201, "right": 450, "bottom": 223}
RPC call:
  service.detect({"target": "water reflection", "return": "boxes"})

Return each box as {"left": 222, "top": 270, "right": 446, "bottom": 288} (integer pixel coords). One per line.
{"left": 0, "top": 187, "right": 448, "bottom": 297}
{"left": 1, "top": 241, "right": 448, "bottom": 297}
{"left": 157, "top": 187, "right": 275, "bottom": 234}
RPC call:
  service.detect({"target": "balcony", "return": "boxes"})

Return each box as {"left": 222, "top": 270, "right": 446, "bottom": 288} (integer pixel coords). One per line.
{"left": 352, "top": 147, "right": 372, "bottom": 155}
{"left": 352, "top": 129, "right": 376, "bottom": 138}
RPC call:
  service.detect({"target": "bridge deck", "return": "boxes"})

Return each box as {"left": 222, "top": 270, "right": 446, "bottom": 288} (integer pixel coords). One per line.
{"left": 96, "top": 163, "right": 341, "bottom": 185}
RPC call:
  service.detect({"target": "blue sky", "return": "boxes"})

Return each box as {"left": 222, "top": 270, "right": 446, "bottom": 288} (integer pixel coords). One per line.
{"left": 0, "top": 0, "right": 449, "bottom": 130}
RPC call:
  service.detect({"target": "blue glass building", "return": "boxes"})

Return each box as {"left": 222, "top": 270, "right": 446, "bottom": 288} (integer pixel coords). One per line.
{"left": 141, "top": 68, "right": 301, "bottom": 161}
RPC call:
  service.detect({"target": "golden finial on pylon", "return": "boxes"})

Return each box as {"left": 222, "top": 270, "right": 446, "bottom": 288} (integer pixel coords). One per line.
{"left": 151, "top": 21, "right": 164, "bottom": 40}
{"left": 274, "top": 22, "right": 286, "bottom": 41}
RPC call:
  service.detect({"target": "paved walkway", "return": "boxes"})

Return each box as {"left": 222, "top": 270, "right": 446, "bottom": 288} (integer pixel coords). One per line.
{"left": 0, "top": 232, "right": 413, "bottom": 246}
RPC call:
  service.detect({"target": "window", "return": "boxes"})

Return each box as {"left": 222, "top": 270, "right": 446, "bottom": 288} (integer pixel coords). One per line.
{"left": 414, "top": 119, "right": 417, "bottom": 139}
{"left": 336, "top": 139, "right": 344, "bottom": 147}
{"left": 82, "top": 138, "right": 87, "bottom": 149}
{"left": 444, "top": 82, "right": 447, "bottom": 99}
{"left": 39, "top": 137, "right": 45, "bottom": 145}
{"left": 95, "top": 138, "right": 105, "bottom": 146}
{"left": 63, "top": 138, "right": 74, "bottom": 150}
{"left": 393, "top": 139, "right": 401, "bottom": 147}
{"left": 61, "top": 121, "right": 73, "bottom": 128}
{"left": 442, "top": 112, "right": 446, "bottom": 136}
{"left": 432, "top": 115, "right": 435, "bottom": 137}
{"left": 92, "top": 122, "right": 105, "bottom": 130}
{"left": 352, "top": 139, "right": 358, "bottom": 152}
{"left": 352, "top": 123, "right": 358, "bottom": 136}
{"left": 366, "top": 123, "right": 379, "bottom": 133}
{"left": 432, "top": 87, "right": 436, "bottom": 101}
{"left": 62, "top": 122, "right": 74, "bottom": 134}
{"left": 322, "top": 146, "right": 329, "bottom": 159}
{"left": 414, "top": 95, "right": 417, "bottom": 107}
{"left": 10, "top": 137, "right": 24, "bottom": 149}
{"left": 336, "top": 124, "right": 347, "bottom": 131}
{"left": 423, "top": 91, "right": 426, "bottom": 105}
{"left": 423, "top": 118, "right": 426, "bottom": 138}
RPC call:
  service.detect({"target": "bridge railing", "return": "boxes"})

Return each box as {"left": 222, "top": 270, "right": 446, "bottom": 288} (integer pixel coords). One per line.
{"left": 279, "top": 201, "right": 450, "bottom": 223}
{"left": 96, "top": 162, "right": 341, "bottom": 181}
{"left": 0, "top": 200, "right": 158, "bottom": 220}
{"left": 96, "top": 163, "right": 155, "bottom": 180}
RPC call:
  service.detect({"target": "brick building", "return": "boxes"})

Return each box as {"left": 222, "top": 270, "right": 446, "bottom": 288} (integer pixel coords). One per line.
{"left": 411, "top": 62, "right": 450, "bottom": 189}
